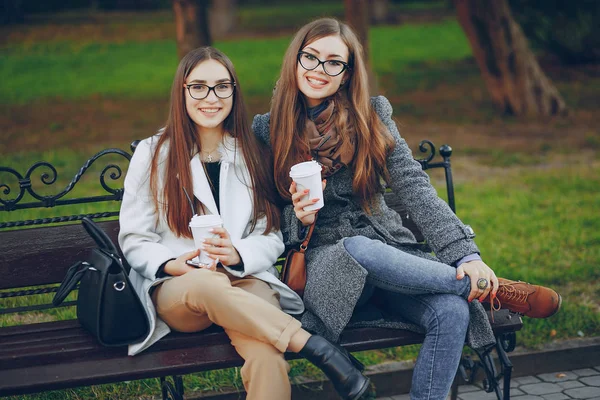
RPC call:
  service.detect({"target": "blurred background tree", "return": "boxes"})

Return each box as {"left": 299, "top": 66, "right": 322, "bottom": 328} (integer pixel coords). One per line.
{"left": 344, "top": 0, "right": 377, "bottom": 94}
{"left": 454, "top": 0, "right": 566, "bottom": 117}
{"left": 509, "top": 0, "right": 600, "bottom": 65}
{"left": 209, "top": 0, "right": 237, "bottom": 39}
{"left": 173, "top": 0, "right": 211, "bottom": 58}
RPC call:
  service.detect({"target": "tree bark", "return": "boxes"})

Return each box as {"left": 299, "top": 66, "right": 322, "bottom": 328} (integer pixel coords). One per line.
{"left": 454, "top": 0, "right": 567, "bottom": 117}
{"left": 209, "top": 0, "right": 236, "bottom": 39}
{"left": 173, "top": 0, "right": 212, "bottom": 60}
{"left": 344, "top": 0, "right": 377, "bottom": 95}
{"left": 370, "top": 0, "right": 389, "bottom": 25}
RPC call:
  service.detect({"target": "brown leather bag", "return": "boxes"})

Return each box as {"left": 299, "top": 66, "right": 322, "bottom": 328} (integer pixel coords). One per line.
{"left": 281, "top": 222, "right": 315, "bottom": 298}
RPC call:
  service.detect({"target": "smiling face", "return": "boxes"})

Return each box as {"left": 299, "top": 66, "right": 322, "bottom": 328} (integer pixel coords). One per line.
{"left": 296, "top": 35, "right": 350, "bottom": 108}
{"left": 184, "top": 59, "right": 234, "bottom": 134}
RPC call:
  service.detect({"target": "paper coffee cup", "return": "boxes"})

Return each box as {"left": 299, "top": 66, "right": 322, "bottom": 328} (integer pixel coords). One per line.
{"left": 289, "top": 161, "right": 324, "bottom": 211}
{"left": 189, "top": 214, "right": 223, "bottom": 266}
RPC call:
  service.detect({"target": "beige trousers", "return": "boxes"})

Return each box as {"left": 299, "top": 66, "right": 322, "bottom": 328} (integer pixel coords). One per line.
{"left": 152, "top": 267, "right": 302, "bottom": 400}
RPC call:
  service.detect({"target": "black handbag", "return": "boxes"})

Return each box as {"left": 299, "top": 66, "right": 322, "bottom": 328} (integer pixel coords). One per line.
{"left": 52, "top": 217, "right": 150, "bottom": 347}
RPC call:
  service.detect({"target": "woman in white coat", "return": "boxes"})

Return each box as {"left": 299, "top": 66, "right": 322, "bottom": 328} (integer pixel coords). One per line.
{"left": 118, "top": 47, "right": 370, "bottom": 400}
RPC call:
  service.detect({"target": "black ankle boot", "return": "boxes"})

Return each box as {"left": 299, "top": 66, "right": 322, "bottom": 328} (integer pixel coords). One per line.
{"left": 299, "top": 335, "right": 370, "bottom": 400}
{"left": 335, "top": 343, "right": 365, "bottom": 372}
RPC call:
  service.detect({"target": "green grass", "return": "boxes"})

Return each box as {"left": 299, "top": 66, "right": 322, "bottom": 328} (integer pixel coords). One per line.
{"left": 454, "top": 164, "right": 600, "bottom": 348}
{"left": 459, "top": 165, "right": 600, "bottom": 285}
{"left": 237, "top": 2, "right": 345, "bottom": 31}
{"left": 0, "top": 19, "right": 469, "bottom": 104}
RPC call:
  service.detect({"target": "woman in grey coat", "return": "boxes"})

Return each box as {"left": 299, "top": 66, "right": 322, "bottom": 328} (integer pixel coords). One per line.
{"left": 253, "top": 18, "right": 561, "bottom": 400}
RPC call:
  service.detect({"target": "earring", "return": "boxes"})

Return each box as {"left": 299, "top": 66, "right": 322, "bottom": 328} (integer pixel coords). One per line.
{"left": 341, "top": 80, "right": 346, "bottom": 85}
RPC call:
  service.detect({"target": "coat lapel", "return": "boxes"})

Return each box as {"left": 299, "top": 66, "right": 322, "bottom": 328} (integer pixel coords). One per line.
{"left": 190, "top": 155, "right": 219, "bottom": 215}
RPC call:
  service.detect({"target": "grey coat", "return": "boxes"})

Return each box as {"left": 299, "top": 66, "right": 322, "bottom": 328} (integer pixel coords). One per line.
{"left": 252, "top": 96, "right": 495, "bottom": 350}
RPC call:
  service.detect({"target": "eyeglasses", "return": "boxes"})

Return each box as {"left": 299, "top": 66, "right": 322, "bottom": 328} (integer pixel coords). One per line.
{"left": 297, "top": 51, "right": 350, "bottom": 77}
{"left": 184, "top": 82, "right": 236, "bottom": 100}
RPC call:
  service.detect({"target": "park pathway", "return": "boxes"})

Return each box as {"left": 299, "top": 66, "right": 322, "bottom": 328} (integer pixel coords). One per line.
{"left": 375, "top": 365, "right": 600, "bottom": 400}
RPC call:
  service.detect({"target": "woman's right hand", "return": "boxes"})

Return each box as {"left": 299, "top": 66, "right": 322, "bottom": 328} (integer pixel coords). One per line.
{"left": 163, "top": 249, "right": 216, "bottom": 276}
{"left": 290, "top": 180, "right": 326, "bottom": 226}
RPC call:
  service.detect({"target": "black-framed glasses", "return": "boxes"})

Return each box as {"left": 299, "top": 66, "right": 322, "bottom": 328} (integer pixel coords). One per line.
{"left": 297, "top": 51, "right": 350, "bottom": 77}
{"left": 184, "top": 82, "right": 236, "bottom": 100}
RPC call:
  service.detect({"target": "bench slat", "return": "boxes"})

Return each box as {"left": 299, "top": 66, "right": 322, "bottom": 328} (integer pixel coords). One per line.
{"left": 0, "top": 196, "right": 418, "bottom": 291}
{"left": 0, "top": 343, "right": 243, "bottom": 396}
{"left": 0, "top": 221, "right": 120, "bottom": 290}
{"left": 0, "top": 310, "right": 522, "bottom": 396}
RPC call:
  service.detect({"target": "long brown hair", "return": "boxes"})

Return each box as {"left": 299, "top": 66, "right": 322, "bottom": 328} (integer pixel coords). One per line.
{"left": 270, "top": 18, "right": 395, "bottom": 212}
{"left": 150, "top": 47, "right": 280, "bottom": 237}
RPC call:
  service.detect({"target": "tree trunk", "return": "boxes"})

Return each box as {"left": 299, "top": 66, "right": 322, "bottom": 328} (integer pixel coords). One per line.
{"left": 454, "top": 0, "right": 567, "bottom": 117}
{"left": 209, "top": 0, "right": 236, "bottom": 39}
{"left": 173, "top": 0, "right": 212, "bottom": 60}
{"left": 344, "top": 0, "right": 377, "bottom": 95}
{"left": 370, "top": 0, "right": 389, "bottom": 25}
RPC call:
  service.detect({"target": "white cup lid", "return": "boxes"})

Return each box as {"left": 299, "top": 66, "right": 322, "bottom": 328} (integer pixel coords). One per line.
{"left": 289, "top": 161, "right": 322, "bottom": 178}
{"left": 189, "top": 214, "right": 223, "bottom": 227}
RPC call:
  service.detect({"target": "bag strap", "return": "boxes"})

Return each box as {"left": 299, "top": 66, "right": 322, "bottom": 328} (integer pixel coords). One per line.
{"left": 52, "top": 261, "right": 89, "bottom": 306}
{"left": 298, "top": 219, "right": 316, "bottom": 254}
{"left": 82, "top": 217, "right": 119, "bottom": 257}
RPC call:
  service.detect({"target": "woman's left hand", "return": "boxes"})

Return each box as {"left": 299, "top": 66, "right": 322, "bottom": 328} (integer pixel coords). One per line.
{"left": 456, "top": 260, "right": 499, "bottom": 302}
{"left": 201, "top": 227, "right": 242, "bottom": 267}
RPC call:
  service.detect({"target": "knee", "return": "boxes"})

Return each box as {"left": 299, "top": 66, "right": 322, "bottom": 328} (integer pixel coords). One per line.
{"left": 343, "top": 235, "right": 373, "bottom": 260}
{"left": 343, "top": 235, "right": 370, "bottom": 250}
{"left": 424, "top": 295, "right": 469, "bottom": 335}
{"left": 180, "top": 268, "right": 230, "bottom": 298}
{"left": 438, "top": 296, "right": 470, "bottom": 334}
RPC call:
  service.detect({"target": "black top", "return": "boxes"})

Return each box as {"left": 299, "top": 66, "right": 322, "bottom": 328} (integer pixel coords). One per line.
{"left": 155, "top": 161, "right": 221, "bottom": 279}
{"left": 204, "top": 161, "right": 221, "bottom": 212}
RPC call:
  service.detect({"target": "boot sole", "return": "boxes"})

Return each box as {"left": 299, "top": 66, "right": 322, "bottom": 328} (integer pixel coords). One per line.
{"left": 349, "top": 376, "right": 371, "bottom": 400}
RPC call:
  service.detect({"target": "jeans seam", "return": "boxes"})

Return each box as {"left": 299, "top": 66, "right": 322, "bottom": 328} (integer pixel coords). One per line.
{"left": 412, "top": 294, "right": 438, "bottom": 400}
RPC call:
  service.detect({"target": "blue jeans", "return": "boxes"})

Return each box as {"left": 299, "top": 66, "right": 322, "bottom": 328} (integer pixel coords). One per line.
{"left": 344, "top": 236, "right": 471, "bottom": 400}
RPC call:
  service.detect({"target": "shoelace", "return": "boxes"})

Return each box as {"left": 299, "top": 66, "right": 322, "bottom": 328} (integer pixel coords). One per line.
{"left": 489, "top": 281, "right": 530, "bottom": 322}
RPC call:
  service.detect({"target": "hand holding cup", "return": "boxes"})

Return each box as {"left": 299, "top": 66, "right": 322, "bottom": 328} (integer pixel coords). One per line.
{"left": 290, "top": 179, "right": 326, "bottom": 226}
{"left": 189, "top": 214, "right": 223, "bottom": 267}
{"left": 200, "top": 226, "right": 241, "bottom": 267}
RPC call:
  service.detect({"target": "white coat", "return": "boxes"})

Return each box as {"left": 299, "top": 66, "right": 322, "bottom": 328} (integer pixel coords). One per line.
{"left": 118, "top": 134, "right": 304, "bottom": 356}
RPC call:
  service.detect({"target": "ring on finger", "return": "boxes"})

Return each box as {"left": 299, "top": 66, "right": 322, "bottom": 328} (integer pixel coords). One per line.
{"left": 476, "top": 278, "right": 489, "bottom": 290}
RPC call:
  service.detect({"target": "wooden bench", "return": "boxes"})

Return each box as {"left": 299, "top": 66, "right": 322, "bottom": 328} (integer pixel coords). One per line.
{"left": 0, "top": 140, "right": 522, "bottom": 400}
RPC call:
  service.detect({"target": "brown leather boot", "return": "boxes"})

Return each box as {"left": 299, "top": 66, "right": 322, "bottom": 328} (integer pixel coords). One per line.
{"left": 483, "top": 278, "right": 562, "bottom": 318}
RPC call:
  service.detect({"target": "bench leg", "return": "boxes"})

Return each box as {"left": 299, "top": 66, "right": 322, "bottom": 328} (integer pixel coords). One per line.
{"left": 454, "top": 332, "right": 516, "bottom": 400}
{"left": 477, "top": 346, "right": 503, "bottom": 399}
{"left": 496, "top": 333, "right": 516, "bottom": 400}
{"left": 160, "top": 375, "right": 184, "bottom": 400}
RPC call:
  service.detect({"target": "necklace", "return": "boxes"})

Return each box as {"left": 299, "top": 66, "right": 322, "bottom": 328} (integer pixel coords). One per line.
{"left": 201, "top": 147, "right": 219, "bottom": 162}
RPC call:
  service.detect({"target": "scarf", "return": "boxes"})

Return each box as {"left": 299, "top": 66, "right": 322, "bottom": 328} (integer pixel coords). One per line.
{"left": 303, "top": 101, "right": 356, "bottom": 177}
